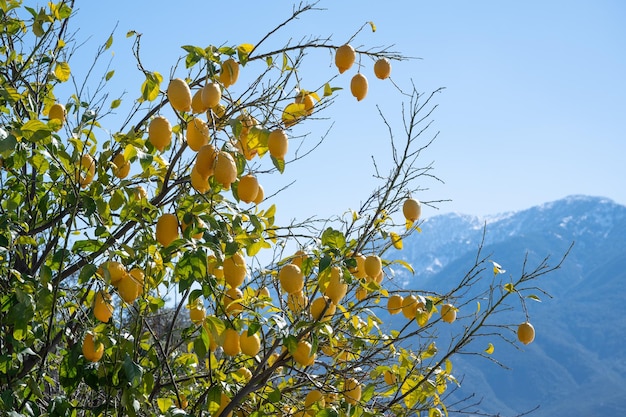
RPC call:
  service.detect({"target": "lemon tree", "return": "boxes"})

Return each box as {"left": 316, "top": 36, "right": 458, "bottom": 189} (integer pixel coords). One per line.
{"left": 0, "top": 2, "right": 569, "bottom": 417}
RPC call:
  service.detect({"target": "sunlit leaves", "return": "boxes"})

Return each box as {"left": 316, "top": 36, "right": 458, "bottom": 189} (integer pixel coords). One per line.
{"left": 237, "top": 43, "right": 254, "bottom": 64}
{"left": 140, "top": 71, "right": 163, "bottom": 102}
{"left": 54, "top": 61, "right": 71, "bottom": 82}
{"left": 281, "top": 102, "right": 307, "bottom": 127}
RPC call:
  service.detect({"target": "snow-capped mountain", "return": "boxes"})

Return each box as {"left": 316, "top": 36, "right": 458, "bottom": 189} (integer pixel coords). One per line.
{"left": 399, "top": 195, "right": 626, "bottom": 416}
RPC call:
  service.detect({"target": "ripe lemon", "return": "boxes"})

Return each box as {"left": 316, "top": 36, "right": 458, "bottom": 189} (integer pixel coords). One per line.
{"left": 76, "top": 154, "right": 95, "bottom": 188}
{"left": 440, "top": 303, "right": 457, "bottom": 323}
{"left": 364, "top": 255, "right": 382, "bottom": 280}
{"left": 373, "top": 57, "right": 392, "bottom": 80}
{"left": 214, "top": 151, "right": 238, "bottom": 190}
{"left": 253, "top": 184, "right": 264, "bottom": 205}
{"left": 189, "top": 303, "right": 206, "bottom": 325}
{"left": 191, "top": 89, "right": 208, "bottom": 114}
{"left": 256, "top": 286, "right": 271, "bottom": 299}
{"left": 335, "top": 44, "right": 356, "bottom": 73}
{"left": 403, "top": 198, "right": 422, "bottom": 222}
{"left": 207, "top": 254, "right": 224, "bottom": 281}
{"left": 383, "top": 370, "right": 397, "bottom": 385}
{"left": 112, "top": 153, "right": 130, "bottom": 179}
{"left": 350, "top": 73, "right": 368, "bottom": 101}
{"left": 355, "top": 287, "right": 367, "bottom": 301}
{"left": 310, "top": 296, "right": 335, "bottom": 321}
{"left": 350, "top": 253, "right": 368, "bottom": 279}
{"left": 167, "top": 78, "right": 192, "bottom": 112}
{"left": 240, "top": 330, "right": 261, "bottom": 356}
{"left": 290, "top": 250, "right": 308, "bottom": 269}
{"left": 287, "top": 290, "right": 307, "bottom": 314}
{"left": 48, "top": 103, "right": 65, "bottom": 130}
{"left": 148, "top": 116, "right": 172, "bottom": 152}
{"left": 195, "top": 144, "right": 218, "bottom": 178}
{"left": 387, "top": 294, "right": 403, "bottom": 315}
{"left": 93, "top": 290, "right": 113, "bottom": 322}
{"left": 156, "top": 213, "right": 180, "bottom": 247}
{"left": 117, "top": 275, "right": 140, "bottom": 303}
{"left": 402, "top": 294, "right": 418, "bottom": 319}
{"left": 343, "top": 378, "right": 362, "bottom": 405}
{"left": 129, "top": 268, "right": 145, "bottom": 296}
{"left": 190, "top": 165, "right": 210, "bottom": 194}
{"left": 82, "top": 332, "right": 104, "bottom": 362}
{"left": 237, "top": 366, "right": 252, "bottom": 381}
{"left": 186, "top": 117, "right": 209, "bottom": 152}
{"left": 220, "top": 58, "right": 240, "bottom": 88}
{"left": 222, "top": 328, "right": 241, "bottom": 356}
{"left": 103, "top": 261, "right": 127, "bottom": 287}
{"left": 293, "top": 340, "right": 315, "bottom": 367}
{"left": 201, "top": 82, "right": 222, "bottom": 108}
{"left": 279, "top": 264, "right": 304, "bottom": 294}
{"left": 237, "top": 174, "right": 259, "bottom": 203}
{"left": 305, "top": 390, "right": 325, "bottom": 414}
{"left": 268, "top": 129, "right": 288, "bottom": 160}
{"left": 295, "top": 92, "right": 315, "bottom": 115}
{"left": 323, "top": 266, "right": 347, "bottom": 304}
{"left": 223, "top": 287, "right": 244, "bottom": 316}
{"left": 517, "top": 322, "right": 535, "bottom": 345}
{"left": 223, "top": 252, "right": 247, "bottom": 288}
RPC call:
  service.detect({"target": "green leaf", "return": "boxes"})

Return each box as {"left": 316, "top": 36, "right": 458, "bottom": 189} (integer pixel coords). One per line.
{"left": 78, "top": 264, "right": 97, "bottom": 284}
{"left": 321, "top": 227, "right": 346, "bottom": 249}
{"left": 54, "top": 61, "right": 71, "bottom": 82}
{"left": 110, "top": 98, "right": 121, "bottom": 109}
{"left": 104, "top": 34, "right": 113, "bottom": 50}
{"left": 271, "top": 155, "right": 285, "bottom": 173}
{"left": 126, "top": 30, "right": 137, "bottom": 38}
{"left": 122, "top": 355, "right": 143, "bottom": 388}
{"left": 105, "top": 70, "right": 115, "bottom": 81}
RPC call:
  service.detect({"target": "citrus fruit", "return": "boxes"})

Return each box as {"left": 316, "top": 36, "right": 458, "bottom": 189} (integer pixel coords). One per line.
{"left": 440, "top": 303, "right": 457, "bottom": 323}
{"left": 355, "top": 286, "right": 367, "bottom": 301}
{"left": 295, "top": 92, "right": 315, "bottom": 116}
{"left": 117, "top": 275, "right": 140, "bottom": 303}
{"left": 186, "top": 117, "right": 209, "bottom": 151}
{"left": 403, "top": 198, "right": 422, "bottom": 222}
{"left": 112, "top": 153, "right": 130, "bottom": 179}
{"left": 267, "top": 129, "right": 288, "bottom": 160}
{"left": 335, "top": 44, "right": 356, "bottom": 73}
{"left": 223, "top": 287, "right": 244, "bottom": 316}
{"left": 290, "top": 250, "right": 308, "bottom": 269}
{"left": 191, "top": 89, "right": 208, "bottom": 114}
{"left": 305, "top": 390, "right": 325, "bottom": 414}
{"left": 201, "top": 81, "right": 222, "bottom": 108}
{"left": 155, "top": 213, "right": 180, "bottom": 247}
{"left": 195, "top": 144, "right": 217, "bottom": 178}
{"left": 237, "top": 366, "right": 252, "bottom": 381}
{"left": 387, "top": 294, "right": 403, "bottom": 315}
{"left": 237, "top": 174, "right": 259, "bottom": 203}
{"left": 167, "top": 78, "right": 192, "bottom": 112}
{"left": 222, "top": 328, "right": 241, "bottom": 356}
{"left": 190, "top": 165, "right": 210, "bottom": 193}
{"left": 214, "top": 151, "right": 238, "bottom": 190}
{"left": 323, "top": 266, "right": 347, "bottom": 304}
{"left": 189, "top": 303, "right": 206, "bottom": 325}
{"left": 76, "top": 154, "right": 95, "bottom": 188}
{"left": 343, "top": 378, "right": 362, "bottom": 405}
{"left": 517, "top": 322, "right": 535, "bottom": 345}
{"left": 93, "top": 290, "right": 113, "bottom": 323}
{"left": 129, "top": 268, "right": 145, "bottom": 296}
{"left": 101, "top": 261, "right": 127, "bottom": 287}
{"left": 373, "top": 57, "right": 392, "bottom": 80}
{"left": 279, "top": 263, "right": 304, "bottom": 294}
{"left": 240, "top": 330, "right": 261, "bottom": 356}
{"left": 256, "top": 286, "right": 271, "bottom": 299}
{"left": 364, "top": 255, "right": 382, "bottom": 280}
{"left": 223, "top": 252, "right": 247, "bottom": 288}
{"left": 384, "top": 370, "right": 397, "bottom": 385}
{"left": 82, "top": 332, "right": 104, "bottom": 362}
{"left": 350, "top": 253, "right": 367, "bottom": 279}
{"left": 287, "top": 290, "right": 307, "bottom": 314}
{"left": 292, "top": 340, "right": 315, "bottom": 367}
{"left": 350, "top": 73, "right": 368, "bottom": 101}
{"left": 220, "top": 58, "right": 240, "bottom": 88}
{"left": 402, "top": 294, "right": 418, "bottom": 319}
{"left": 148, "top": 116, "right": 172, "bottom": 152}
{"left": 253, "top": 184, "right": 264, "bottom": 204}
{"left": 48, "top": 103, "right": 65, "bottom": 130}
{"left": 310, "top": 296, "right": 335, "bottom": 321}
{"left": 207, "top": 254, "right": 224, "bottom": 280}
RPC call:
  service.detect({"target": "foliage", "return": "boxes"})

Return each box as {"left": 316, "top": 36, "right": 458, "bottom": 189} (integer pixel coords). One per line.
{"left": 0, "top": 1, "right": 567, "bottom": 416}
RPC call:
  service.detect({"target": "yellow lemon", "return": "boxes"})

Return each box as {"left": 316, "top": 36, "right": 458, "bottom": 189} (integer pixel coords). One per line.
{"left": 240, "top": 330, "right": 261, "bottom": 356}
{"left": 237, "top": 174, "right": 259, "bottom": 203}
{"left": 373, "top": 57, "right": 392, "bottom": 80}
{"left": 76, "top": 154, "right": 95, "bottom": 188}
{"left": 214, "top": 151, "right": 238, "bottom": 190}
{"left": 387, "top": 294, "right": 403, "bottom": 315}
{"left": 268, "top": 129, "right": 288, "bottom": 160}
{"left": 517, "top": 322, "right": 535, "bottom": 345}
{"left": 186, "top": 117, "right": 209, "bottom": 152}
{"left": 220, "top": 58, "right": 240, "bottom": 88}
{"left": 155, "top": 213, "right": 179, "bottom": 247}
{"left": 323, "top": 266, "right": 347, "bottom": 304}
{"left": 82, "top": 332, "right": 104, "bottom": 362}
{"left": 279, "top": 263, "right": 304, "bottom": 294}
{"left": 222, "top": 328, "right": 241, "bottom": 356}
{"left": 335, "top": 44, "right": 356, "bottom": 73}
{"left": 201, "top": 82, "right": 222, "bottom": 108}
{"left": 148, "top": 116, "right": 172, "bottom": 152}
{"left": 253, "top": 184, "right": 264, "bottom": 205}
{"left": 93, "top": 290, "right": 113, "bottom": 323}
{"left": 167, "top": 78, "right": 192, "bottom": 112}
{"left": 343, "top": 378, "right": 362, "bottom": 405}
{"left": 112, "top": 153, "right": 130, "bottom": 179}
{"left": 403, "top": 198, "right": 422, "bottom": 222}
{"left": 292, "top": 340, "right": 315, "bottom": 367}
{"left": 440, "top": 303, "right": 457, "bottom": 323}
{"left": 195, "top": 144, "right": 218, "bottom": 178}
{"left": 350, "top": 73, "right": 368, "bottom": 101}
{"left": 223, "top": 252, "right": 247, "bottom": 288}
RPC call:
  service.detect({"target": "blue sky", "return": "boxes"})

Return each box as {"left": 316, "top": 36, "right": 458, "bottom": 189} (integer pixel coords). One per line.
{"left": 69, "top": 1, "right": 626, "bottom": 220}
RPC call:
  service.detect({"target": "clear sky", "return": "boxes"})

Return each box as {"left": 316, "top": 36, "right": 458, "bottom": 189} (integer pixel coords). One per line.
{"left": 68, "top": 1, "right": 626, "bottom": 220}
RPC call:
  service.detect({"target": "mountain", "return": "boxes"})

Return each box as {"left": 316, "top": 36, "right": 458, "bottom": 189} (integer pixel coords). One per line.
{"left": 396, "top": 195, "right": 626, "bottom": 416}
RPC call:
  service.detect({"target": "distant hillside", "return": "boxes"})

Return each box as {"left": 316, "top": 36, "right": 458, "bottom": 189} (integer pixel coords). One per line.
{"left": 396, "top": 195, "right": 626, "bottom": 416}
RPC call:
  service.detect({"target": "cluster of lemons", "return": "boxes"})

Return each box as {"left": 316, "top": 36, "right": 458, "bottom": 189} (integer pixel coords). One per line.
{"left": 335, "top": 43, "right": 392, "bottom": 101}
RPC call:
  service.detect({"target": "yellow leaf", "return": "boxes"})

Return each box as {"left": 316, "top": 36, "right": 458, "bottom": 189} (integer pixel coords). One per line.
{"left": 281, "top": 102, "right": 307, "bottom": 127}
{"left": 476, "top": 301, "right": 481, "bottom": 314}
{"left": 485, "top": 343, "right": 494, "bottom": 355}
{"left": 157, "top": 398, "right": 173, "bottom": 413}
{"left": 390, "top": 232, "right": 403, "bottom": 250}
{"left": 369, "top": 21, "right": 377, "bottom": 32}
{"left": 504, "top": 283, "right": 515, "bottom": 293}
{"left": 237, "top": 43, "right": 254, "bottom": 54}
{"left": 54, "top": 62, "right": 71, "bottom": 82}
